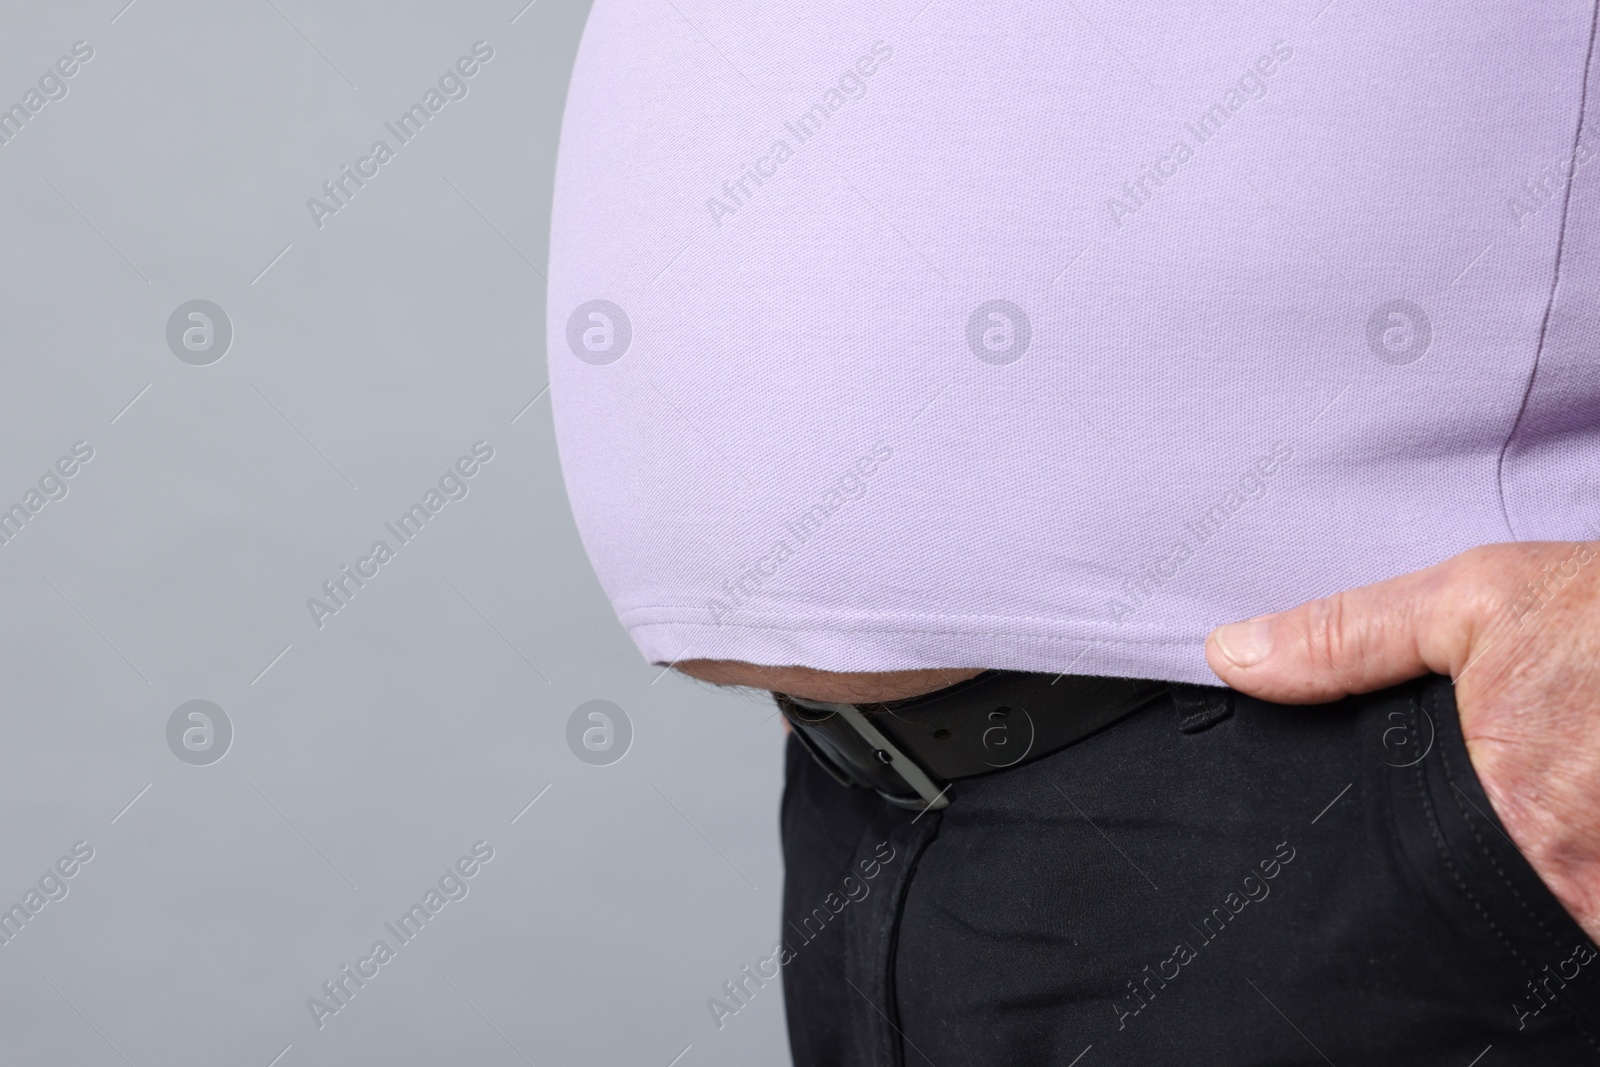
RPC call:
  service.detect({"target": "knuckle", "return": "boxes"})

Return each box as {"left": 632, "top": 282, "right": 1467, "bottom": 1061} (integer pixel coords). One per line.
{"left": 1299, "top": 591, "right": 1353, "bottom": 669}
{"left": 1455, "top": 547, "right": 1523, "bottom": 615}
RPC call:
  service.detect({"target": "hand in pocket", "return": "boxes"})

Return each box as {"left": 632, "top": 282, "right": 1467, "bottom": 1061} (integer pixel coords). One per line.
{"left": 1204, "top": 540, "right": 1600, "bottom": 942}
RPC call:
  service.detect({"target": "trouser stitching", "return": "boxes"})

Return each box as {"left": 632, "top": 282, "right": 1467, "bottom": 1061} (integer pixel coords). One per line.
{"left": 886, "top": 813, "right": 942, "bottom": 1067}
{"left": 1419, "top": 682, "right": 1600, "bottom": 1053}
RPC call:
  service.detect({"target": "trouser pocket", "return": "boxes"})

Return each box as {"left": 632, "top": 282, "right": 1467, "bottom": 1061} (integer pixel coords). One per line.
{"left": 1382, "top": 674, "right": 1600, "bottom": 1049}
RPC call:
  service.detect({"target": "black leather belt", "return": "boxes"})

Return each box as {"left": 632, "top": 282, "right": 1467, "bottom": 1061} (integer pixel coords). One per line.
{"left": 776, "top": 670, "right": 1173, "bottom": 811}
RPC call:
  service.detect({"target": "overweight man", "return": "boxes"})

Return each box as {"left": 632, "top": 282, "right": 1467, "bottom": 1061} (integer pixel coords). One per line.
{"left": 547, "top": 1, "right": 1600, "bottom": 1062}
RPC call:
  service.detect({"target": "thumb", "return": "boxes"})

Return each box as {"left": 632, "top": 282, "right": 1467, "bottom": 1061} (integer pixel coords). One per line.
{"left": 1204, "top": 556, "right": 1475, "bottom": 704}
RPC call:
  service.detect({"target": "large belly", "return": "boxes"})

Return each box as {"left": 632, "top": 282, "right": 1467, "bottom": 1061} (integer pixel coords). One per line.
{"left": 546, "top": 0, "right": 1600, "bottom": 683}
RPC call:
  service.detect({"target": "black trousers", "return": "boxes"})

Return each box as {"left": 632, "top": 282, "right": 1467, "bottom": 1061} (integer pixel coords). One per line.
{"left": 778, "top": 674, "right": 1600, "bottom": 1066}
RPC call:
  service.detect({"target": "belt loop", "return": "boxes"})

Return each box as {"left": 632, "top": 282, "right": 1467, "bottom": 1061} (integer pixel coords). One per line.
{"left": 1171, "top": 683, "right": 1234, "bottom": 734}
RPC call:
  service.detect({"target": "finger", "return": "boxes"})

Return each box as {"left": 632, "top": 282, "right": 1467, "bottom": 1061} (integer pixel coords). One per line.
{"left": 1204, "top": 555, "right": 1471, "bottom": 704}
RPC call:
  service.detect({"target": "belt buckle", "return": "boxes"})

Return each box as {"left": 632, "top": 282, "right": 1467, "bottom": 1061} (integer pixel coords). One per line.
{"left": 782, "top": 696, "right": 951, "bottom": 812}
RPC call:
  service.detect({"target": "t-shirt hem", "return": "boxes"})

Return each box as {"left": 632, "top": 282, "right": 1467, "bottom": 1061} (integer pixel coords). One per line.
{"left": 621, "top": 611, "right": 1226, "bottom": 688}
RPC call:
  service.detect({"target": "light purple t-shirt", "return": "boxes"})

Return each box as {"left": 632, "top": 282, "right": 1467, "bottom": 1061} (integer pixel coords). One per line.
{"left": 547, "top": 0, "right": 1600, "bottom": 686}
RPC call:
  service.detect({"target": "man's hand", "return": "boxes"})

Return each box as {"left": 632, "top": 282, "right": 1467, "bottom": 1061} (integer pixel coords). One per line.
{"left": 1204, "top": 541, "right": 1600, "bottom": 942}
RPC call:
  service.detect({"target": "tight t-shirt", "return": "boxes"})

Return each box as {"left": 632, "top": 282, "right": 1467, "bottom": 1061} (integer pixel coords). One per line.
{"left": 547, "top": 0, "right": 1600, "bottom": 685}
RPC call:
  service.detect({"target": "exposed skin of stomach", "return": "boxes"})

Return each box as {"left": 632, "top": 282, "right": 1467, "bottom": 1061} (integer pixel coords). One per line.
{"left": 674, "top": 660, "right": 984, "bottom": 703}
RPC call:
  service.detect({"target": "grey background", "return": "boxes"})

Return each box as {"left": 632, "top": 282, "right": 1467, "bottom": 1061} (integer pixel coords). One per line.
{"left": 0, "top": 2, "right": 789, "bottom": 1064}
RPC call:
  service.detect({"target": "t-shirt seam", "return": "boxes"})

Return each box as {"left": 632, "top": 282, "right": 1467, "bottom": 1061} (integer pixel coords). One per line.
{"left": 1493, "top": 0, "right": 1600, "bottom": 541}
